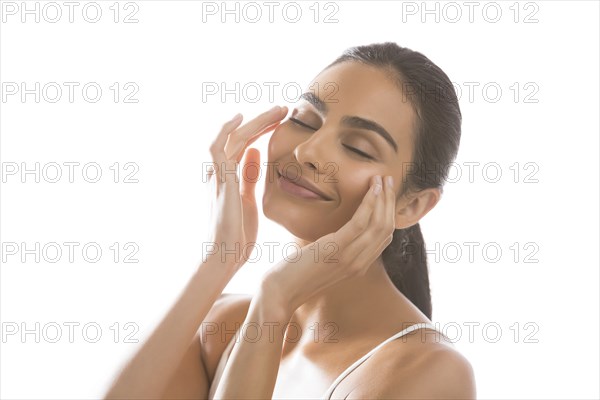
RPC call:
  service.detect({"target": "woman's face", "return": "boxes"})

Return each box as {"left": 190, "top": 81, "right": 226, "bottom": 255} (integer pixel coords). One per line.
{"left": 262, "top": 61, "right": 417, "bottom": 242}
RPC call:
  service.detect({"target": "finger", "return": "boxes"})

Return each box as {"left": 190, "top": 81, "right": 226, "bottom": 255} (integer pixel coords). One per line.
{"left": 240, "top": 148, "right": 261, "bottom": 199}
{"left": 240, "top": 148, "right": 260, "bottom": 245}
{"left": 233, "top": 120, "right": 282, "bottom": 163}
{"left": 227, "top": 106, "right": 287, "bottom": 160}
{"left": 374, "top": 176, "right": 396, "bottom": 251}
{"left": 210, "top": 113, "right": 244, "bottom": 176}
{"left": 237, "top": 106, "right": 287, "bottom": 138}
{"left": 385, "top": 175, "right": 397, "bottom": 244}
{"left": 365, "top": 174, "right": 395, "bottom": 246}
{"left": 229, "top": 114, "right": 286, "bottom": 162}
{"left": 335, "top": 175, "right": 381, "bottom": 248}
{"left": 344, "top": 176, "right": 386, "bottom": 266}
{"left": 246, "top": 119, "right": 283, "bottom": 143}
{"left": 351, "top": 176, "right": 395, "bottom": 270}
{"left": 372, "top": 175, "right": 387, "bottom": 230}
{"left": 222, "top": 158, "right": 243, "bottom": 214}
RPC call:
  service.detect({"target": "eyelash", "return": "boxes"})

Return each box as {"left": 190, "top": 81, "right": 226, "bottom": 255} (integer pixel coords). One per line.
{"left": 288, "top": 117, "right": 375, "bottom": 160}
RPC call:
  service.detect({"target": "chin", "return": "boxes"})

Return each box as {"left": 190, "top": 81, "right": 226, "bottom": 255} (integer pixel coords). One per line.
{"left": 262, "top": 192, "right": 331, "bottom": 243}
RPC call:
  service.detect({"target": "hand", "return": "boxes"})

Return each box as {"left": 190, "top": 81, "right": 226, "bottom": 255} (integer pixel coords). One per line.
{"left": 260, "top": 175, "right": 396, "bottom": 315}
{"left": 205, "top": 105, "right": 288, "bottom": 273}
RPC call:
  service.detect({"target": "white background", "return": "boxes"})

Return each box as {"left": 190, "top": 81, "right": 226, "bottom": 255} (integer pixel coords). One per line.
{"left": 1, "top": 1, "right": 598, "bottom": 399}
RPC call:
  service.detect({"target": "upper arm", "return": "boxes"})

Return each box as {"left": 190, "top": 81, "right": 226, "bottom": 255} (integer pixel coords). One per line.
{"left": 160, "top": 293, "right": 253, "bottom": 400}
{"left": 348, "top": 348, "right": 477, "bottom": 399}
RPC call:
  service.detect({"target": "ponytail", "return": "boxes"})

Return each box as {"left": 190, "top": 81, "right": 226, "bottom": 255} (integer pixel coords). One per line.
{"left": 382, "top": 223, "right": 432, "bottom": 320}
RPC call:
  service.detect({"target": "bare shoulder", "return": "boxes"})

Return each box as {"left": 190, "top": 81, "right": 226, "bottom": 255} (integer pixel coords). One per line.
{"left": 402, "top": 346, "right": 476, "bottom": 399}
{"left": 200, "top": 293, "right": 253, "bottom": 383}
{"left": 347, "top": 333, "right": 476, "bottom": 399}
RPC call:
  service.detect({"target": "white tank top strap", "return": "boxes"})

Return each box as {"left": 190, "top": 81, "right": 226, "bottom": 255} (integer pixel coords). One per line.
{"left": 320, "top": 322, "right": 442, "bottom": 399}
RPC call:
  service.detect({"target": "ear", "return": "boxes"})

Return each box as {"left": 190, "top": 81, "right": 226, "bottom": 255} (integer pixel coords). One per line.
{"left": 394, "top": 188, "right": 441, "bottom": 230}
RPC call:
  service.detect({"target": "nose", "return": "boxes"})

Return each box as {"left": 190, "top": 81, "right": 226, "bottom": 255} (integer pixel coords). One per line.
{"left": 292, "top": 129, "right": 331, "bottom": 176}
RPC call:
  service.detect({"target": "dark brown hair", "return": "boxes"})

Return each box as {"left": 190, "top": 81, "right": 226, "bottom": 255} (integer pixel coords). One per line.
{"left": 325, "top": 42, "right": 462, "bottom": 320}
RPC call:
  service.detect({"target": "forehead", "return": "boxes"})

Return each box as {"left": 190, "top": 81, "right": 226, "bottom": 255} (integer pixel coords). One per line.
{"left": 307, "top": 61, "right": 416, "bottom": 150}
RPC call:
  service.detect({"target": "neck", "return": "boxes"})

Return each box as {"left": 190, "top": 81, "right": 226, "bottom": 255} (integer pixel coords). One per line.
{"left": 282, "top": 237, "right": 425, "bottom": 354}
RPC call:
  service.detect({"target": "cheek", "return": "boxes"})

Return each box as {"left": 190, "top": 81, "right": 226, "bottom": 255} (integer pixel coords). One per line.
{"left": 335, "top": 169, "right": 377, "bottom": 214}
{"left": 338, "top": 165, "right": 375, "bottom": 193}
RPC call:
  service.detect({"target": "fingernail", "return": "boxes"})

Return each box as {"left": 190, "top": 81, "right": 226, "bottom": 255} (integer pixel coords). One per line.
{"left": 232, "top": 113, "right": 242, "bottom": 121}
{"left": 386, "top": 176, "right": 393, "bottom": 187}
{"left": 374, "top": 176, "right": 382, "bottom": 195}
{"left": 270, "top": 105, "right": 281, "bottom": 113}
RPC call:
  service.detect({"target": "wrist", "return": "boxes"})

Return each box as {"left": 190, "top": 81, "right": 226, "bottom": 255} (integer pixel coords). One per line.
{"left": 201, "top": 240, "right": 249, "bottom": 270}
{"left": 199, "top": 254, "right": 237, "bottom": 283}
{"left": 256, "top": 280, "right": 295, "bottom": 322}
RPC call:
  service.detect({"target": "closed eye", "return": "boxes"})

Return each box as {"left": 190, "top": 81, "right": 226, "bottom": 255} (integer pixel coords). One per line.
{"left": 342, "top": 144, "right": 375, "bottom": 160}
{"left": 289, "top": 117, "right": 375, "bottom": 160}
{"left": 289, "top": 117, "right": 316, "bottom": 131}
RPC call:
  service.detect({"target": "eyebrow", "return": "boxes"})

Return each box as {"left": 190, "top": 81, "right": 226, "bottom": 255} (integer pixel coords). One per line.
{"left": 300, "top": 92, "right": 398, "bottom": 153}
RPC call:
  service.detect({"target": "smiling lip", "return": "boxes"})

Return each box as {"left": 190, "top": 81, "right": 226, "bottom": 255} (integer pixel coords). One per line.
{"left": 276, "top": 170, "right": 332, "bottom": 201}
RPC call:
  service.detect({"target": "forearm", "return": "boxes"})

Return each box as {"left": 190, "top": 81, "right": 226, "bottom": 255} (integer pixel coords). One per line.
{"left": 212, "top": 290, "right": 292, "bottom": 399}
{"left": 104, "top": 257, "right": 234, "bottom": 399}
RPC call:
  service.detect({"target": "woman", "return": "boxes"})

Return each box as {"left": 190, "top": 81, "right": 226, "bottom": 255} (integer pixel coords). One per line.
{"left": 105, "top": 42, "right": 476, "bottom": 399}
